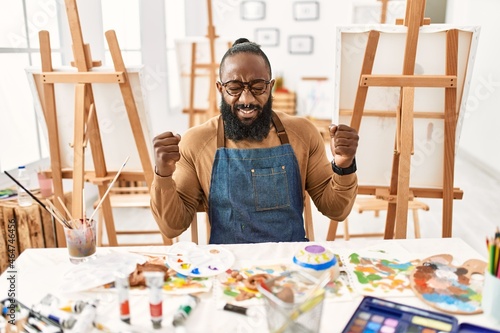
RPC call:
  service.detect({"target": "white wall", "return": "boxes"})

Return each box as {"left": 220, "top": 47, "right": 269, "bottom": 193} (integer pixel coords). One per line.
{"left": 447, "top": 0, "right": 500, "bottom": 177}
{"left": 185, "top": 0, "right": 353, "bottom": 118}
{"left": 184, "top": 0, "right": 499, "bottom": 178}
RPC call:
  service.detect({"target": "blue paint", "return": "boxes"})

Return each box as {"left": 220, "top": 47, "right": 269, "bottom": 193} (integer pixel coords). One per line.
{"left": 422, "top": 293, "right": 478, "bottom": 312}
{"left": 191, "top": 268, "right": 200, "bottom": 275}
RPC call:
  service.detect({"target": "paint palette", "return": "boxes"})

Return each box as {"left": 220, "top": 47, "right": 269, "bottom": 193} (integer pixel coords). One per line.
{"left": 342, "top": 296, "right": 459, "bottom": 333}
{"left": 409, "top": 254, "right": 487, "bottom": 314}
{"left": 165, "top": 241, "right": 235, "bottom": 277}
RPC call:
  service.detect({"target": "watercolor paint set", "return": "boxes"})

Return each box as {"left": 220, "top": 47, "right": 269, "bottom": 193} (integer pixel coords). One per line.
{"left": 342, "top": 296, "right": 500, "bottom": 333}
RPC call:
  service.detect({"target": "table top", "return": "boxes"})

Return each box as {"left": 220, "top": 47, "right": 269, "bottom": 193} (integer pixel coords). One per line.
{"left": 1, "top": 238, "right": 499, "bottom": 332}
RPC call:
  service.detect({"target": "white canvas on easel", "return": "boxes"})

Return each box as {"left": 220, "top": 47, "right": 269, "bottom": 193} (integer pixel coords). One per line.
{"left": 25, "top": 66, "right": 154, "bottom": 173}
{"left": 334, "top": 24, "right": 480, "bottom": 189}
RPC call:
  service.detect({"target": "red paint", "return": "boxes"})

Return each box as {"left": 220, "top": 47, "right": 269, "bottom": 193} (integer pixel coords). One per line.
{"left": 120, "top": 300, "right": 130, "bottom": 316}
{"left": 150, "top": 302, "right": 162, "bottom": 317}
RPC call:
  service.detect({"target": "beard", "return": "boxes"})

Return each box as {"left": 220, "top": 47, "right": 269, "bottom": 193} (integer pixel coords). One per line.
{"left": 220, "top": 96, "right": 273, "bottom": 142}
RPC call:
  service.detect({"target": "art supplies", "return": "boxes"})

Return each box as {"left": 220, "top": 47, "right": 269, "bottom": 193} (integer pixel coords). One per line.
{"left": 63, "top": 218, "right": 97, "bottom": 264}
{"left": 115, "top": 271, "right": 131, "bottom": 324}
{"left": 257, "top": 270, "right": 327, "bottom": 333}
{"left": 342, "top": 296, "right": 459, "bottom": 333}
{"left": 70, "top": 299, "right": 98, "bottom": 333}
{"left": 172, "top": 294, "right": 200, "bottom": 327}
{"left": 144, "top": 271, "right": 164, "bottom": 329}
{"left": 409, "top": 254, "right": 486, "bottom": 314}
{"left": 222, "top": 303, "right": 249, "bottom": 316}
{"left": 486, "top": 228, "right": 500, "bottom": 278}
{"left": 166, "top": 241, "right": 235, "bottom": 277}
{"left": 3, "top": 170, "right": 73, "bottom": 229}
{"left": 481, "top": 233, "right": 500, "bottom": 319}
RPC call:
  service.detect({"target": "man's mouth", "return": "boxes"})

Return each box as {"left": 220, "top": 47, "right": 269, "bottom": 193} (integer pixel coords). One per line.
{"left": 236, "top": 104, "right": 260, "bottom": 118}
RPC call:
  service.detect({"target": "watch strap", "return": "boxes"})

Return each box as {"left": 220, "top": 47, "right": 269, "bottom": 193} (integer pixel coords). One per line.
{"left": 331, "top": 158, "right": 357, "bottom": 176}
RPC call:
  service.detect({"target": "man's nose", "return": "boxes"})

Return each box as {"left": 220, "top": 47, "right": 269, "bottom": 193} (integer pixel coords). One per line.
{"left": 238, "top": 88, "right": 256, "bottom": 104}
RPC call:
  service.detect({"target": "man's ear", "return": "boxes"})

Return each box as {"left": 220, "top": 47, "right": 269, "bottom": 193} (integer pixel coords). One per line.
{"left": 216, "top": 81, "right": 223, "bottom": 94}
{"left": 269, "top": 79, "right": 275, "bottom": 92}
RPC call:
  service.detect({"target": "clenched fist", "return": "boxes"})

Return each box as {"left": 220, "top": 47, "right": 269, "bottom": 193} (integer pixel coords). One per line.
{"left": 329, "top": 124, "right": 358, "bottom": 168}
{"left": 153, "top": 132, "right": 182, "bottom": 177}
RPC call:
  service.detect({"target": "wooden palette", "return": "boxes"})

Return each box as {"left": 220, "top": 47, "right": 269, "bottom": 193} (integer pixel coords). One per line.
{"left": 409, "top": 254, "right": 487, "bottom": 314}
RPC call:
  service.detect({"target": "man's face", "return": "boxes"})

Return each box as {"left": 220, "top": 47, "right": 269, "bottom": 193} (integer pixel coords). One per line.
{"left": 217, "top": 53, "right": 275, "bottom": 141}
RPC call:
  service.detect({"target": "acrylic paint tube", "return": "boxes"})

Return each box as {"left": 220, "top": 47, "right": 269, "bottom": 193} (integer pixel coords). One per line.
{"left": 172, "top": 294, "right": 200, "bottom": 327}
{"left": 32, "top": 304, "right": 76, "bottom": 329}
{"left": 144, "top": 271, "right": 164, "bottom": 329}
{"left": 27, "top": 317, "right": 62, "bottom": 333}
{"left": 70, "top": 299, "right": 98, "bottom": 333}
{"left": 114, "top": 271, "right": 131, "bottom": 324}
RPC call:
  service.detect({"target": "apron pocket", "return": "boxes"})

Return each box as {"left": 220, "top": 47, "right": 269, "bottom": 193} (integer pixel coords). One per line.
{"left": 251, "top": 166, "right": 291, "bottom": 211}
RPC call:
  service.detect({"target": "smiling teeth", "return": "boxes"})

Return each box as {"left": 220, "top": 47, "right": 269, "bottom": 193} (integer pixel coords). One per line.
{"left": 240, "top": 109, "right": 254, "bottom": 114}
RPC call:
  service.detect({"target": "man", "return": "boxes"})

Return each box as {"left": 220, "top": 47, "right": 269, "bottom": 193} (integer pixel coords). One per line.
{"left": 151, "top": 38, "right": 358, "bottom": 244}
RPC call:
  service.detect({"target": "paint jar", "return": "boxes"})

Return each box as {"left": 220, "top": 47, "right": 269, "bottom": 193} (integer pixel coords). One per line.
{"left": 37, "top": 172, "right": 53, "bottom": 198}
{"left": 482, "top": 271, "right": 500, "bottom": 321}
{"left": 63, "top": 219, "right": 96, "bottom": 264}
{"left": 258, "top": 270, "right": 326, "bottom": 333}
{"left": 292, "top": 244, "right": 340, "bottom": 280}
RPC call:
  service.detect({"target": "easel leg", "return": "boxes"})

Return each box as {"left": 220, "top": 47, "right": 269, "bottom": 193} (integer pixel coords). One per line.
{"left": 71, "top": 84, "right": 87, "bottom": 219}
{"left": 442, "top": 29, "right": 459, "bottom": 237}
{"left": 39, "top": 30, "right": 66, "bottom": 247}
{"left": 394, "top": 87, "right": 415, "bottom": 239}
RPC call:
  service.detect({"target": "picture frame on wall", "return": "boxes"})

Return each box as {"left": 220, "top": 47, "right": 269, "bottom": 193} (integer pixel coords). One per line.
{"left": 293, "top": 1, "right": 320, "bottom": 21}
{"left": 288, "top": 35, "right": 314, "bottom": 54}
{"left": 255, "top": 28, "right": 279, "bottom": 47}
{"left": 240, "top": 1, "right": 266, "bottom": 20}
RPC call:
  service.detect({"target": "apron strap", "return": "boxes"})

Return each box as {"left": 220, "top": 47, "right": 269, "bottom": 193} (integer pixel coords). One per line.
{"left": 217, "top": 115, "right": 225, "bottom": 148}
{"left": 216, "top": 111, "right": 290, "bottom": 148}
{"left": 271, "top": 111, "right": 290, "bottom": 144}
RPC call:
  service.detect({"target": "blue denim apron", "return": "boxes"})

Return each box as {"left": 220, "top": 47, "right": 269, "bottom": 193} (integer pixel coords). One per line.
{"left": 208, "top": 112, "right": 306, "bottom": 244}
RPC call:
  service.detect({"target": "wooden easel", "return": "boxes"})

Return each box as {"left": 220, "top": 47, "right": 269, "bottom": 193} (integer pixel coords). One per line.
{"left": 351, "top": 0, "right": 463, "bottom": 239}
{"left": 38, "top": 0, "right": 165, "bottom": 246}
{"left": 378, "top": 0, "right": 389, "bottom": 23}
{"left": 183, "top": 0, "right": 228, "bottom": 127}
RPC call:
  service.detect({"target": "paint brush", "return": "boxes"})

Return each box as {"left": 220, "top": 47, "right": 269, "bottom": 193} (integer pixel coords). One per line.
{"left": 88, "top": 156, "right": 130, "bottom": 222}
{"left": 57, "top": 196, "right": 75, "bottom": 224}
{"left": 4, "top": 170, "right": 72, "bottom": 229}
{"left": 46, "top": 200, "right": 73, "bottom": 229}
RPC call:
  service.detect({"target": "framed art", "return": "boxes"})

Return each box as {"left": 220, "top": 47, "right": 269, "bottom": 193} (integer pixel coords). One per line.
{"left": 255, "top": 28, "right": 279, "bottom": 46}
{"left": 240, "top": 1, "right": 266, "bottom": 20}
{"left": 293, "top": 1, "right": 319, "bottom": 21}
{"left": 288, "top": 35, "right": 314, "bottom": 54}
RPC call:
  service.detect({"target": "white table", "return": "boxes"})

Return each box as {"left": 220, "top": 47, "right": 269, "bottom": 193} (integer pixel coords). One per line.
{"left": 1, "top": 238, "right": 499, "bottom": 332}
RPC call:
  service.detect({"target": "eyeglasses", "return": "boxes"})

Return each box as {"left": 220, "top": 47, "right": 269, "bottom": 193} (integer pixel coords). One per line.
{"left": 219, "top": 79, "right": 271, "bottom": 96}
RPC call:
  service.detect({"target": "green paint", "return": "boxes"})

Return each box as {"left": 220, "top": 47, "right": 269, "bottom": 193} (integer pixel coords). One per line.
{"left": 349, "top": 253, "right": 360, "bottom": 264}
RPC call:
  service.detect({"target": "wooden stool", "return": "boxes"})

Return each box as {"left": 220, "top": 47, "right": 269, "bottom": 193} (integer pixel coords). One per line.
{"left": 326, "top": 197, "right": 430, "bottom": 240}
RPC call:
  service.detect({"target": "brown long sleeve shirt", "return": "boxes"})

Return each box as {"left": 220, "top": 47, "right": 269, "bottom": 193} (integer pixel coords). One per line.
{"left": 151, "top": 111, "right": 357, "bottom": 240}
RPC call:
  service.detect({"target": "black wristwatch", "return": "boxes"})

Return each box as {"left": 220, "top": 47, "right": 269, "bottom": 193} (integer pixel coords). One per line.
{"left": 331, "top": 158, "right": 357, "bottom": 176}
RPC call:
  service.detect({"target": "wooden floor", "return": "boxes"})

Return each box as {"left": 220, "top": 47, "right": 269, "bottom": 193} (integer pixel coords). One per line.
{"left": 107, "top": 148, "right": 500, "bottom": 256}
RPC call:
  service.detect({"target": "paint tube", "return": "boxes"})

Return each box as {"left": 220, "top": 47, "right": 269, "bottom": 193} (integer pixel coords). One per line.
{"left": 61, "top": 300, "right": 88, "bottom": 314}
{"left": 172, "top": 294, "right": 200, "bottom": 327}
{"left": 223, "top": 303, "right": 248, "bottom": 316}
{"left": 1, "top": 300, "right": 9, "bottom": 316}
{"left": 32, "top": 304, "right": 76, "bottom": 329}
{"left": 39, "top": 294, "right": 87, "bottom": 315}
{"left": 144, "top": 271, "right": 164, "bottom": 329}
{"left": 70, "top": 299, "right": 98, "bottom": 333}
{"left": 114, "top": 271, "right": 131, "bottom": 324}
{"left": 27, "top": 317, "right": 62, "bottom": 333}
